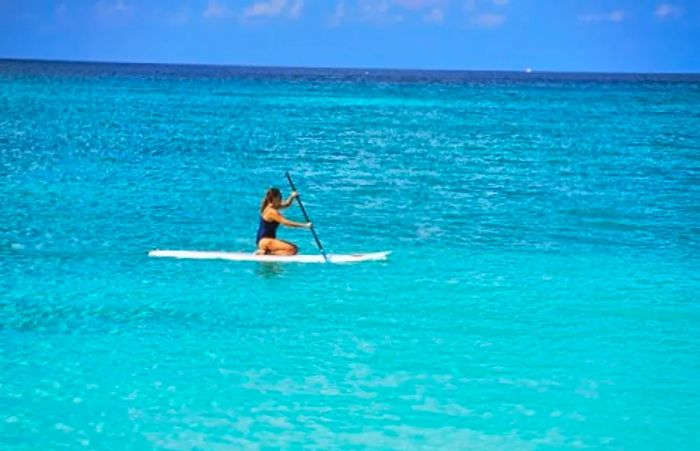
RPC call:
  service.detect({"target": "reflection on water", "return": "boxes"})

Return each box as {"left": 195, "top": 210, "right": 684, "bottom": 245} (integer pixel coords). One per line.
{"left": 256, "top": 262, "right": 285, "bottom": 278}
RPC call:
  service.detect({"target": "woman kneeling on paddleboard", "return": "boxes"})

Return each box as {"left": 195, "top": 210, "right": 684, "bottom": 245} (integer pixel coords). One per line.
{"left": 256, "top": 187, "right": 311, "bottom": 255}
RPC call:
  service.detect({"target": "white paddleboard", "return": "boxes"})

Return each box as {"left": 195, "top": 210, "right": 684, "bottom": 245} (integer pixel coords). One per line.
{"left": 148, "top": 250, "right": 390, "bottom": 264}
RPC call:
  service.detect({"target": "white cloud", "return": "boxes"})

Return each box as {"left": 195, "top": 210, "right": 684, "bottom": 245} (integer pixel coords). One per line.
{"left": 289, "top": 0, "right": 303, "bottom": 18}
{"left": 329, "top": 0, "right": 346, "bottom": 27}
{"left": 362, "top": 0, "right": 391, "bottom": 15}
{"left": 472, "top": 12, "right": 505, "bottom": 27}
{"left": 392, "top": 0, "right": 442, "bottom": 9}
{"left": 579, "top": 10, "right": 625, "bottom": 23}
{"left": 655, "top": 3, "right": 683, "bottom": 19}
{"left": 95, "top": 0, "right": 134, "bottom": 24}
{"left": 203, "top": 0, "right": 228, "bottom": 18}
{"left": 356, "top": 0, "right": 404, "bottom": 23}
{"left": 243, "top": 0, "right": 303, "bottom": 20}
{"left": 463, "top": 0, "right": 508, "bottom": 10}
{"left": 424, "top": 7, "right": 443, "bottom": 24}
{"left": 96, "top": 0, "right": 134, "bottom": 18}
{"left": 578, "top": 9, "right": 627, "bottom": 23}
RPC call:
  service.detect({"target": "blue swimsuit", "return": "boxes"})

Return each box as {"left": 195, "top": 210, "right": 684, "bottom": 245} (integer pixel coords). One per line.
{"left": 256, "top": 216, "right": 280, "bottom": 244}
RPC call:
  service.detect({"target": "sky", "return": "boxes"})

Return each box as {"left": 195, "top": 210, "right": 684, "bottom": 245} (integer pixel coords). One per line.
{"left": 0, "top": 0, "right": 698, "bottom": 72}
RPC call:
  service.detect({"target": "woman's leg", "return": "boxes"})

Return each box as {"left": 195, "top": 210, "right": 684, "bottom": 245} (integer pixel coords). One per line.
{"left": 257, "top": 238, "right": 298, "bottom": 255}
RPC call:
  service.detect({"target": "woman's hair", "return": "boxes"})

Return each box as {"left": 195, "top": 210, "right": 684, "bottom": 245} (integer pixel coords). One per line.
{"left": 260, "top": 187, "right": 282, "bottom": 213}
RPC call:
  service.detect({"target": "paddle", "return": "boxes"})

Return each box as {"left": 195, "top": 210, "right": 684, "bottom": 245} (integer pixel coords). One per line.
{"left": 285, "top": 172, "right": 329, "bottom": 263}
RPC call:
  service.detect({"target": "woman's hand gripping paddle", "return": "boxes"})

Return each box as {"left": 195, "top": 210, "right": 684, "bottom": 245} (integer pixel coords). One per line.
{"left": 285, "top": 172, "right": 329, "bottom": 263}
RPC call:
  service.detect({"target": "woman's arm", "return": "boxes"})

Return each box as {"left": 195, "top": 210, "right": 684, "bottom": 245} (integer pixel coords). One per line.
{"left": 278, "top": 191, "right": 298, "bottom": 209}
{"left": 266, "top": 209, "right": 310, "bottom": 228}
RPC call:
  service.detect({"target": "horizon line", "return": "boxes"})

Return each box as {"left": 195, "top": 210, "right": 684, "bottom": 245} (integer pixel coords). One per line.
{"left": 1, "top": 56, "right": 699, "bottom": 77}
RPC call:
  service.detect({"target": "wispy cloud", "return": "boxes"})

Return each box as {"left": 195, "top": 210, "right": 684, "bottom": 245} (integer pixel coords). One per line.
{"left": 579, "top": 10, "right": 625, "bottom": 23}
{"left": 243, "top": 0, "right": 303, "bottom": 20}
{"left": 329, "top": 0, "right": 445, "bottom": 25}
{"left": 424, "top": 7, "right": 444, "bottom": 24}
{"left": 95, "top": 0, "right": 134, "bottom": 24}
{"left": 655, "top": 3, "right": 683, "bottom": 19}
{"left": 289, "top": 0, "right": 304, "bottom": 18}
{"left": 329, "top": 0, "right": 346, "bottom": 27}
{"left": 202, "top": 0, "right": 229, "bottom": 18}
{"left": 472, "top": 12, "right": 505, "bottom": 27}
{"left": 492, "top": 0, "right": 508, "bottom": 5}
{"left": 357, "top": 0, "right": 404, "bottom": 23}
{"left": 361, "top": 0, "right": 390, "bottom": 15}
{"left": 95, "top": 0, "right": 134, "bottom": 18}
{"left": 392, "top": 0, "right": 442, "bottom": 10}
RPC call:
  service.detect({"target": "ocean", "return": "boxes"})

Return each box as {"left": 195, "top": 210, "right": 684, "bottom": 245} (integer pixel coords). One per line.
{"left": 1, "top": 59, "right": 699, "bottom": 449}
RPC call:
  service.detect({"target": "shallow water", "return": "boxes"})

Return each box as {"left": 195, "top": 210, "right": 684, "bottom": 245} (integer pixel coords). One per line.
{"left": 1, "top": 60, "right": 699, "bottom": 449}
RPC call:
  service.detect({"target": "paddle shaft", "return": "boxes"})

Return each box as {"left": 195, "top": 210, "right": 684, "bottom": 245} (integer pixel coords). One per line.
{"left": 285, "top": 172, "right": 328, "bottom": 262}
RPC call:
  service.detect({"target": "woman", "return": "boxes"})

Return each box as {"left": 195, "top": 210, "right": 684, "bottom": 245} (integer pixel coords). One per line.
{"left": 256, "top": 187, "right": 311, "bottom": 255}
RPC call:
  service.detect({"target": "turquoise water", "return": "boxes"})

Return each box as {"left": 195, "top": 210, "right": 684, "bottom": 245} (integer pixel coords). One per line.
{"left": 1, "top": 60, "right": 699, "bottom": 449}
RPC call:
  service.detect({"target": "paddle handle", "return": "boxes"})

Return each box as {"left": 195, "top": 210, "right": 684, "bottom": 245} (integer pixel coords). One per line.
{"left": 285, "top": 172, "right": 328, "bottom": 262}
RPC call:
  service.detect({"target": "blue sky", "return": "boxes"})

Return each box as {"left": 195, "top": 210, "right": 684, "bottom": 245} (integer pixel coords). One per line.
{"left": 0, "top": 0, "right": 698, "bottom": 72}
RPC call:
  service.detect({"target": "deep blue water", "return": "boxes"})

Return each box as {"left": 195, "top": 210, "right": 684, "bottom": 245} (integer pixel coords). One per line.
{"left": 1, "top": 59, "right": 699, "bottom": 449}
